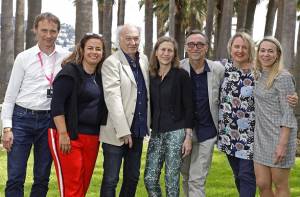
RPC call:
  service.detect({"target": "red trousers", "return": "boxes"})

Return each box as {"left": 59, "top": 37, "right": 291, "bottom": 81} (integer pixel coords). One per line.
{"left": 48, "top": 129, "right": 100, "bottom": 197}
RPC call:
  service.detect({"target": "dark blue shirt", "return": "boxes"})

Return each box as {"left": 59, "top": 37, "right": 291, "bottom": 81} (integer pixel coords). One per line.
{"left": 190, "top": 61, "right": 217, "bottom": 142}
{"left": 51, "top": 70, "right": 104, "bottom": 135}
{"left": 124, "top": 52, "right": 148, "bottom": 138}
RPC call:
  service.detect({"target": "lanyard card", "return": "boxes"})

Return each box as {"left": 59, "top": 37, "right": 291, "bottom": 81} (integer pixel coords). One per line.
{"left": 47, "top": 88, "right": 53, "bottom": 98}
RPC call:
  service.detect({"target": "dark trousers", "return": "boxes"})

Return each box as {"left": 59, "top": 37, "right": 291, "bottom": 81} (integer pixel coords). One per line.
{"left": 227, "top": 155, "right": 256, "bottom": 197}
{"left": 5, "top": 105, "right": 52, "bottom": 197}
{"left": 100, "top": 138, "right": 143, "bottom": 197}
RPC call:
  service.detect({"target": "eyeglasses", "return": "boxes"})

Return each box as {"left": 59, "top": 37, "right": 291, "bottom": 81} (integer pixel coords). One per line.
{"left": 186, "top": 42, "right": 206, "bottom": 49}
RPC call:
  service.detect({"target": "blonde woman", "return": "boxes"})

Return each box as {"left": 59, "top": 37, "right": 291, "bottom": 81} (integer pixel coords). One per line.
{"left": 217, "top": 32, "right": 257, "bottom": 197}
{"left": 253, "top": 37, "right": 297, "bottom": 197}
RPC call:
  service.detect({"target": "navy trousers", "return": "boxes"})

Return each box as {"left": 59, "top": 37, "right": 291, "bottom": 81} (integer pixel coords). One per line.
{"left": 100, "top": 138, "right": 143, "bottom": 197}
{"left": 5, "top": 105, "right": 52, "bottom": 197}
{"left": 227, "top": 155, "right": 256, "bottom": 197}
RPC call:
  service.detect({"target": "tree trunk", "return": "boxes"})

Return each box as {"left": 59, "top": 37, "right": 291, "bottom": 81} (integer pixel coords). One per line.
{"left": 275, "top": 0, "right": 284, "bottom": 41}
{"left": 280, "top": 0, "right": 296, "bottom": 69}
{"left": 103, "top": 0, "right": 113, "bottom": 56}
{"left": 98, "top": 0, "right": 104, "bottom": 34}
{"left": 244, "top": 0, "right": 257, "bottom": 35}
{"left": 26, "top": 0, "right": 41, "bottom": 49}
{"left": 169, "top": 0, "right": 175, "bottom": 37}
{"left": 205, "top": 0, "right": 216, "bottom": 58}
{"left": 14, "top": 0, "right": 25, "bottom": 58}
{"left": 156, "top": 10, "right": 166, "bottom": 37}
{"left": 213, "top": 0, "right": 223, "bottom": 59}
{"left": 117, "top": 0, "right": 125, "bottom": 26}
{"left": 0, "top": 0, "right": 14, "bottom": 102}
{"left": 236, "top": 0, "right": 247, "bottom": 31}
{"left": 188, "top": 0, "right": 199, "bottom": 31}
{"left": 215, "top": 0, "right": 233, "bottom": 59}
{"left": 264, "top": 0, "right": 277, "bottom": 36}
{"left": 174, "top": 2, "right": 185, "bottom": 59}
{"left": 75, "top": 0, "right": 93, "bottom": 43}
{"left": 294, "top": 21, "right": 300, "bottom": 156}
{"left": 144, "top": 0, "right": 153, "bottom": 59}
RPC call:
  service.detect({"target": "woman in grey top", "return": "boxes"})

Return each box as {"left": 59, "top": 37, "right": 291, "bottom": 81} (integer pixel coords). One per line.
{"left": 253, "top": 37, "right": 298, "bottom": 197}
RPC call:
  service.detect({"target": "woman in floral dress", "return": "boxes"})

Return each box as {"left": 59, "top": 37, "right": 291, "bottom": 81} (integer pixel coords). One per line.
{"left": 217, "top": 32, "right": 257, "bottom": 197}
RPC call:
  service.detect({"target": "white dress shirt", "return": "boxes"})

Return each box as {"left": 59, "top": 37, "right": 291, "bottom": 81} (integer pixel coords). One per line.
{"left": 1, "top": 45, "right": 69, "bottom": 128}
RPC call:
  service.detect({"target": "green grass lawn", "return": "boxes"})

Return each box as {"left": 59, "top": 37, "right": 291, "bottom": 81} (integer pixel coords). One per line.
{"left": 0, "top": 144, "right": 299, "bottom": 197}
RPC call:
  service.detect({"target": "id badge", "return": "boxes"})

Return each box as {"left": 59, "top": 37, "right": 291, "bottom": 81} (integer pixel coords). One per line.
{"left": 47, "top": 88, "right": 53, "bottom": 98}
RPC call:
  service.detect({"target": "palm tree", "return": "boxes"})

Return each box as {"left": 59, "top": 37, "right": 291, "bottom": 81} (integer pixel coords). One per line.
{"left": 169, "top": 0, "right": 176, "bottom": 37}
{"left": 174, "top": 0, "right": 186, "bottom": 59}
{"left": 295, "top": 1, "right": 300, "bottom": 155}
{"left": 275, "top": 0, "right": 284, "bottom": 41}
{"left": 280, "top": 0, "right": 296, "bottom": 69}
{"left": 98, "top": 0, "right": 104, "bottom": 34}
{"left": 103, "top": 0, "right": 113, "bottom": 56}
{"left": 236, "top": 0, "right": 247, "bottom": 31}
{"left": 244, "top": 0, "right": 258, "bottom": 35}
{"left": 14, "top": 0, "right": 25, "bottom": 58}
{"left": 187, "top": 0, "right": 205, "bottom": 30}
{"left": 264, "top": 0, "right": 277, "bottom": 36}
{"left": 75, "top": 0, "right": 93, "bottom": 43}
{"left": 0, "top": 0, "right": 14, "bottom": 102}
{"left": 205, "top": 0, "right": 216, "bottom": 57}
{"left": 144, "top": 0, "right": 153, "bottom": 59}
{"left": 215, "top": 0, "right": 233, "bottom": 59}
{"left": 118, "top": 0, "right": 126, "bottom": 26}
{"left": 26, "top": 0, "right": 41, "bottom": 49}
{"left": 153, "top": 0, "right": 169, "bottom": 37}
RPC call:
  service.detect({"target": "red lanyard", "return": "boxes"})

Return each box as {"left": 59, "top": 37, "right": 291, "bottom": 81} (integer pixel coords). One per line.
{"left": 38, "top": 52, "right": 56, "bottom": 87}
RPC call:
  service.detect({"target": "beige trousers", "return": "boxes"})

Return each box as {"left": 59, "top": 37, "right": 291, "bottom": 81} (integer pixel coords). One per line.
{"left": 181, "top": 135, "right": 217, "bottom": 197}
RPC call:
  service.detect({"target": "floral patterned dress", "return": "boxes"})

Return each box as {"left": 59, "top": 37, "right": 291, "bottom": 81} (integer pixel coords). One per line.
{"left": 217, "top": 60, "right": 255, "bottom": 160}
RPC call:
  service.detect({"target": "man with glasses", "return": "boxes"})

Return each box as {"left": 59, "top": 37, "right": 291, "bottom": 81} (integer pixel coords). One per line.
{"left": 100, "top": 24, "right": 150, "bottom": 197}
{"left": 1, "top": 13, "right": 69, "bottom": 197}
{"left": 180, "top": 30, "right": 225, "bottom": 197}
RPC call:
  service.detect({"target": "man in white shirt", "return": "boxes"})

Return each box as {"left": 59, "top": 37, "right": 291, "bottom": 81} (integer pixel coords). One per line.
{"left": 1, "top": 12, "right": 69, "bottom": 197}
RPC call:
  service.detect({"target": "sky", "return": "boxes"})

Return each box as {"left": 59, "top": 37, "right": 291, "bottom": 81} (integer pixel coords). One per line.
{"left": 6, "top": 0, "right": 299, "bottom": 46}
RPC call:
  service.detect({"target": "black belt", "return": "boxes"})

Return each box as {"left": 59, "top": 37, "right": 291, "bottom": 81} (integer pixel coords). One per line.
{"left": 15, "top": 104, "right": 50, "bottom": 115}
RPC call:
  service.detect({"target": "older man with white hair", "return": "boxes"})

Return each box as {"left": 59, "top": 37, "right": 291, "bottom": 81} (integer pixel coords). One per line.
{"left": 100, "top": 24, "right": 150, "bottom": 197}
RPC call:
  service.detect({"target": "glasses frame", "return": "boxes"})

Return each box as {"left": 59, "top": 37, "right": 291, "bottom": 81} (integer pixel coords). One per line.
{"left": 186, "top": 42, "right": 207, "bottom": 49}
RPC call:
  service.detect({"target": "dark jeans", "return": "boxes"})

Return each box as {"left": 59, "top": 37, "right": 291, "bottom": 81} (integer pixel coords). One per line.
{"left": 100, "top": 138, "right": 143, "bottom": 197}
{"left": 5, "top": 105, "right": 52, "bottom": 197}
{"left": 227, "top": 155, "right": 256, "bottom": 197}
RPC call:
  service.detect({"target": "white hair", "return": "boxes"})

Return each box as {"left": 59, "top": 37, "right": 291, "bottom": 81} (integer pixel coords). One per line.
{"left": 115, "top": 24, "right": 141, "bottom": 49}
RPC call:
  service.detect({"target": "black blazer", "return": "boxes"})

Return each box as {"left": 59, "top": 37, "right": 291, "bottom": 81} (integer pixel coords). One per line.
{"left": 169, "top": 68, "right": 194, "bottom": 128}
{"left": 150, "top": 67, "right": 194, "bottom": 132}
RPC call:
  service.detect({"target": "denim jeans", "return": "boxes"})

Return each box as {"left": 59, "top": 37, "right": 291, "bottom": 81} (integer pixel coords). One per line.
{"left": 227, "top": 155, "right": 256, "bottom": 197}
{"left": 100, "top": 138, "right": 143, "bottom": 197}
{"left": 5, "top": 105, "right": 52, "bottom": 197}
